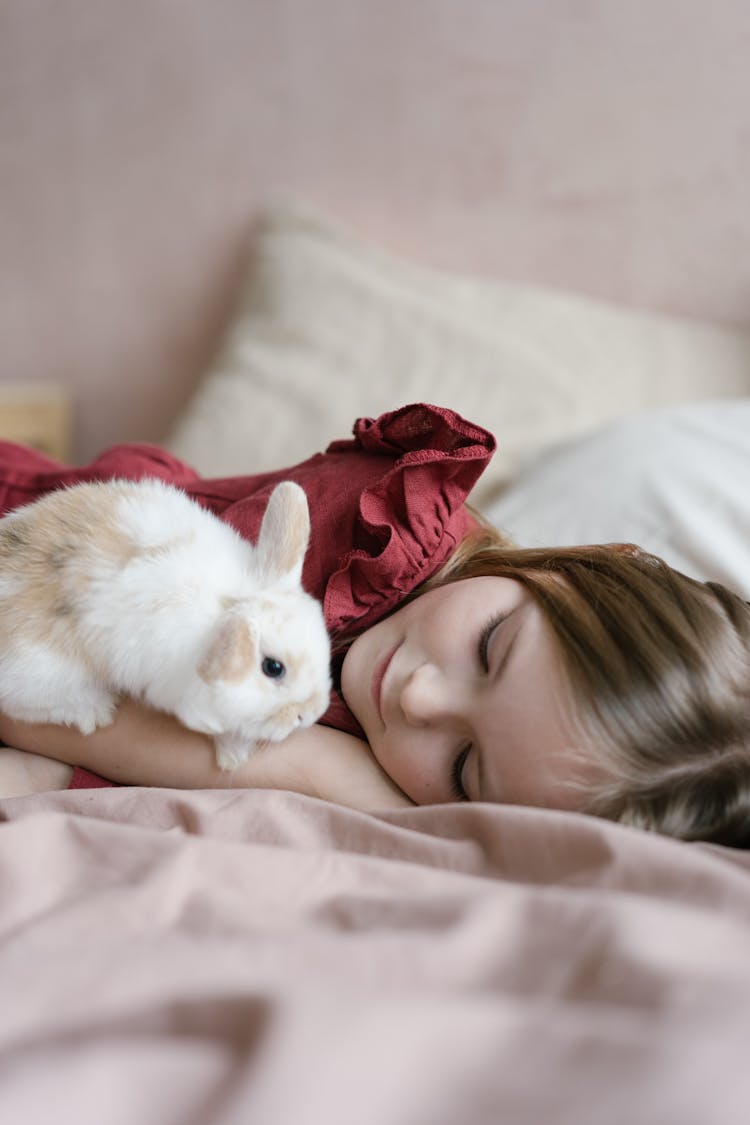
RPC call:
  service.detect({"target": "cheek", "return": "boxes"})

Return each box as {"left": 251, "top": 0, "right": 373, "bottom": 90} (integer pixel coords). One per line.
{"left": 373, "top": 729, "right": 445, "bottom": 806}
{"left": 342, "top": 618, "right": 398, "bottom": 729}
{"left": 340, "top": 635, "right": 372, "bottom": 720}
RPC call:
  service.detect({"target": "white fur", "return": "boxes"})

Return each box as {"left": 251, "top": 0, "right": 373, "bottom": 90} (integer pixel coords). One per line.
{"left": 0, "top": 479, "right": 331, "bottom": 769}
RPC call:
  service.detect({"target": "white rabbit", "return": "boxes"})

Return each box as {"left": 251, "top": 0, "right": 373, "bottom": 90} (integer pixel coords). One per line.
{"left": 0, "top": 478, "right": 331, "bottom": 769}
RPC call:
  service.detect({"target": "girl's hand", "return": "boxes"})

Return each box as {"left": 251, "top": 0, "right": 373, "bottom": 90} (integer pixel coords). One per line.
{"left": 0, "top": 746, "right": 73, "bottom": 797}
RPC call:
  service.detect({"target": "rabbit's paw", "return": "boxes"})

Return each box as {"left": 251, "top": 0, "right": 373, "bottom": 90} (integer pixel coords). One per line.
{"left": 214, "top": 733, "right": 255, "bottom": 771}
{"left": 71, "top": 697, "right": 117, "bottom": 735}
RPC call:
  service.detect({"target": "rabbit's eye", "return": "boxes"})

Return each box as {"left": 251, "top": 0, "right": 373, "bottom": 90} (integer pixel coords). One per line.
{"left": 261, "top": 656, "right": 286, "bottom": 680}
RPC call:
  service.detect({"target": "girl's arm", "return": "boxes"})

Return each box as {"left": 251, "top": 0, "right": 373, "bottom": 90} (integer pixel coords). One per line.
{"left": 0, "top": 702, "right": 413, "bottom": 811}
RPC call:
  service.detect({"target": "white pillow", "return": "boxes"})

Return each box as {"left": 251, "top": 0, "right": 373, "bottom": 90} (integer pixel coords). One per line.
{"left": 483, "top": 399, "right": 750, "bottom": 598}
{"left": 166, "top": 201, "right": 750, "bottom": 510}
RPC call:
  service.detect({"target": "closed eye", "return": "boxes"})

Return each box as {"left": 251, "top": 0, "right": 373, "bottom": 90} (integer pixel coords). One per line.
{"left": 478, "top": 611, "right": 510, "bottom": 673}
{"left": 450, "top": 744, "right": 471, "bottom": 802}
{"left": 450, "top": 611, "right": 515, "bottom": 801}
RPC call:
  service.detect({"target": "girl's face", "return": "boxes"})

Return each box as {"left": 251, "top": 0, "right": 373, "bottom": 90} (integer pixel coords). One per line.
{"left": 341, "top": 576, "right": 591, "bottom": 808}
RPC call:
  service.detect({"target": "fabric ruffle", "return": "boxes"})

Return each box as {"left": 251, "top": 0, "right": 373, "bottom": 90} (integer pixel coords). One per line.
{"left": 322, "top": 403, "right": 495, "bottom": 633}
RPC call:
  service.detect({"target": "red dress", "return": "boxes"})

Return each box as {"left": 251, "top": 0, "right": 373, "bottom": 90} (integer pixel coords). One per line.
{"left": 0, "top": 404, "right": 495, "bottom": 787}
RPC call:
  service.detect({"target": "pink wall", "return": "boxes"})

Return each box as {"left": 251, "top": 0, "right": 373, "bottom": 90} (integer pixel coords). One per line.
{"left": 2, "top": 0, "right": 749, "bottom": 461}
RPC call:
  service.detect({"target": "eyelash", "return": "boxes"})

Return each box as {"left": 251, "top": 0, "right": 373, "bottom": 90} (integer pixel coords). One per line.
{"left": 450, "top": 744, "right": 471, "bottom": 802}
{"left": 449, "top": 611, "right": 509, "bottom": 801}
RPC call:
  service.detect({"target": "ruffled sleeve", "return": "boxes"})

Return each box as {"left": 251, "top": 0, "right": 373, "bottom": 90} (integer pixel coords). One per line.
{"left": 320, "top": 404, "right": 496, "bottom": 633}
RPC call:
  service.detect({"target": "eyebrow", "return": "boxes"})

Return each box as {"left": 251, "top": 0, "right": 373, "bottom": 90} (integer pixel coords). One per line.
{"left": 477, "top": 606, "right": 524, "bottom": 802}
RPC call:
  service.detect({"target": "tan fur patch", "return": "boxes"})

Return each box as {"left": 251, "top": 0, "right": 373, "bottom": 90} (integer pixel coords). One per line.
{"left": 198, "top": 616, "right": 258, "bottom": 684}
{"left": 0, "top": 482, "right": 143, "bottom": 665}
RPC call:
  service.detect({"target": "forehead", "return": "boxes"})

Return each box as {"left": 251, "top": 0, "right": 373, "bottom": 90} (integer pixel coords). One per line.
{"left": 413, "top": 574, "right": 529, "bottom": 620}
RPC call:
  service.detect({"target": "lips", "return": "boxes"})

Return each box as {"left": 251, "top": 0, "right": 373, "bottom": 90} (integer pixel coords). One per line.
{"left": 371, "top": 644, "right": 398, "bottom": 721}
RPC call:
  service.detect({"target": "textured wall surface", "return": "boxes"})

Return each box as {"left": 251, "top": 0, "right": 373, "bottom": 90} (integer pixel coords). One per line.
{"left": 2, "top": 0, "right": 749, "bottom": 460}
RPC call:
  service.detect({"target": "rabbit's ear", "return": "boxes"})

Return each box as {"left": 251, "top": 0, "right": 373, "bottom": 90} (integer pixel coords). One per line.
{"left": 198, "top": 614, "right": 258, "bottom": 684}
{"left": 254, "top": 481, "right": 310, "bottom": 588}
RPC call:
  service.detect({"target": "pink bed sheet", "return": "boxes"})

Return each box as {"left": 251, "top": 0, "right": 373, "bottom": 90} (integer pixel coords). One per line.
{"left": 1, "top": 787, "right": 749, "bottom": 1124}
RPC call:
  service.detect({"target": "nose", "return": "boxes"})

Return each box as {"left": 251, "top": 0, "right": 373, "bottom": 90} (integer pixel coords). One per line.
{"left": 400, "top": 663, "right": 457, "bottom": 728}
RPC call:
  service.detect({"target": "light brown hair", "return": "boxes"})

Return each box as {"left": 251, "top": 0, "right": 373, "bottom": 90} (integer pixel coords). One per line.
{"left": 422, "top": 525, "right": 750, "bottom": 848}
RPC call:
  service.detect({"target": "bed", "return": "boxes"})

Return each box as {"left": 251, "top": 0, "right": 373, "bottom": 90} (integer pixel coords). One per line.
{"left": 2, "top": 205, "right": 750, "bottom": 1124}
{"left": 3, "top": 4, "right": 750, "bottom": 1122}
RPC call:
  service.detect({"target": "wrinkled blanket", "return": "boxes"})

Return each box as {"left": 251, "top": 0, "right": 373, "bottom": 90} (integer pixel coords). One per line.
{"left": 1, "top": 787, "right": 750, "bottom": 1124}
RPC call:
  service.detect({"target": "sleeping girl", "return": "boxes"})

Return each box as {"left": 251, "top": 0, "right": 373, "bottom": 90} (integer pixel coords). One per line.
{"left": 1, "top": 403, "right": 748, "bottom": 848}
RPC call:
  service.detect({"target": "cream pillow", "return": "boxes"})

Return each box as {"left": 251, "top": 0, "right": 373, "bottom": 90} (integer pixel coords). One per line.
{"left": 166, "top": 202, "right": 750, "bottom": 509}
